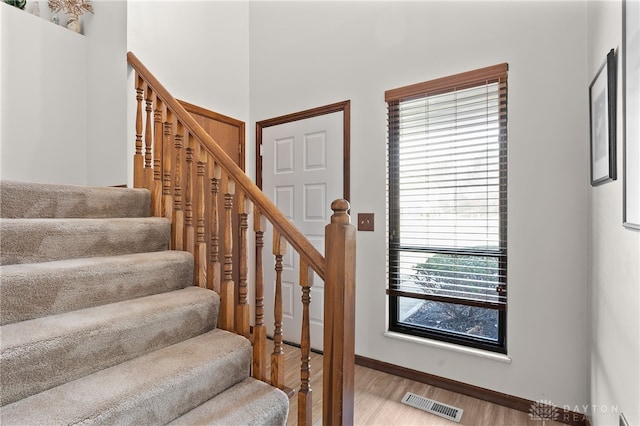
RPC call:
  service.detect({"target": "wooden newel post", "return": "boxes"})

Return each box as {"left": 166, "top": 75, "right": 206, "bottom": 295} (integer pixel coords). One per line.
{"left": 323, "top": 199, "right": 356, "bottom": 426}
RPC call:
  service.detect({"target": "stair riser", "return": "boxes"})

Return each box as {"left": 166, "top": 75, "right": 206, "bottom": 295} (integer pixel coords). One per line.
{"left": 108, "top": 345, "right": 253, "bottom": 425}
{"left": 0, "top": 181, "right": 150, "bottom": 218}
{"left": 168, "top": 378, "right": 289, "bottom": 426}
{"left": 0, "top": 251, "right": 194, "bottom": 326}
{"left": 0, "top": 218, "right": 170, "bottom": 265}
{"left": 0, "top": 331, "right": 252, "bottom": 425}
{"left": 1, "top": 287, "right": 219, "bottom": 406}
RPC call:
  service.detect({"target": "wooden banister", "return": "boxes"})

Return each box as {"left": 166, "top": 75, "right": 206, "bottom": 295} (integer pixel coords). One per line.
{"left": 128, "top": 52, "right": 356, "bottom": 426}
{"left": 127, "top": 52, "right": 325, "bottom": 280}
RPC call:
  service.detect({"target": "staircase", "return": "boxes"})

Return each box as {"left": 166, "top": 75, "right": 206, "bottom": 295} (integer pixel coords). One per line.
{"left": 0, "top": 52, "right": 356, "bottom": 425}
{"left": 0, "top": 180, "right": 289, "bottom": 425}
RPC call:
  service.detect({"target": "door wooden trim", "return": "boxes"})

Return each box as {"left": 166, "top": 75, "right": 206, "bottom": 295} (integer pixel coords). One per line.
{"left": 255, "top": 100, "right": 351, "bottom": 202}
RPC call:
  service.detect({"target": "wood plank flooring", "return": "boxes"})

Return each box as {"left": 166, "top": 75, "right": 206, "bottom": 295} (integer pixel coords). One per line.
{"left": 273, "top": 343, "right": 565, "bottom": 426}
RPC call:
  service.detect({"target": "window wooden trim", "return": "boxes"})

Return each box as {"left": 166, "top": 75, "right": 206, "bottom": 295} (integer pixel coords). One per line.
{"left": 385, "top": 63, "right": 508, "bottom": 102}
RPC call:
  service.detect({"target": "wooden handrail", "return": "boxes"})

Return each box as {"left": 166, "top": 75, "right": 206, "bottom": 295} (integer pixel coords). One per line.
{"left": 127, "top": 52, "right": 325, "bottom": 279}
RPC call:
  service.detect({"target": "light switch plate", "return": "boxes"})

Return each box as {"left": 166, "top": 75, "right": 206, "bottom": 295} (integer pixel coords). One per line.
{"left": 358, "top": 213, "right": 374, "bottom": 231}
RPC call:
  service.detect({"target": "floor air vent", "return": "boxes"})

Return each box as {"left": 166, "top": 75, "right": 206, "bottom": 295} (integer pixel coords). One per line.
{"left": 401, "top": 392, "right": 463, "bottom": 423}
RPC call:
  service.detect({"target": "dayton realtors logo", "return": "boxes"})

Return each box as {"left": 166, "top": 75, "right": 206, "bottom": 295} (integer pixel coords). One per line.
{"left": 529, "top": 399, "right": 559, "bottom": 424}
{"left": 529, "top": 400, "right": 620, "bottom": 424}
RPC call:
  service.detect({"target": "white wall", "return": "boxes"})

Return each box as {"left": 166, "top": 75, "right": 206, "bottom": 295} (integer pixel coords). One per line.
{"left": 126, "top": 0, "right": 250, "bottom": 187}
{"left": 587, "top": 2, "right": 640, "bottom": 425}
{"left": 126, "top": 1, "right": 250, "bottom": 128}
{"left": 250, "top": 0, "right": 589, "bottom": 409}
{"left": 1, "top": 2, "right": 87, "bottom": 184}
{"left": 1, "top": 1, "right": 128, "bottom": 186}
{"left": 84, "top": 1, "right": 128, "bottom": 186}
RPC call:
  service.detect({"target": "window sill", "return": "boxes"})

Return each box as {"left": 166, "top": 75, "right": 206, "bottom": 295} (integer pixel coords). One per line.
{"left": 383, "top": 331, "right": 512, "bottom": 364}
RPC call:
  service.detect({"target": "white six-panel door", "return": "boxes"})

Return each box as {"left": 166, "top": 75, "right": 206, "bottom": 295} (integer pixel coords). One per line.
{"left": 261, "top": 111, "right": 343, "bottom": 350}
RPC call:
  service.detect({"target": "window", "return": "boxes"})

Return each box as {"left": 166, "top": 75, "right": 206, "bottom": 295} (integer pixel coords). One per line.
{"left": 386, "top": 64, "right": 508, "bottom": 353}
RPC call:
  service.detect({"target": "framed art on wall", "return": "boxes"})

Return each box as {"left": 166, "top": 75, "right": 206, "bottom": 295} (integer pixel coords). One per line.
{"left": 623, "top": 0, "right": 640, "bottom": 229}
{"left": 589, "top": 49, "right": 617, "bottom": 186}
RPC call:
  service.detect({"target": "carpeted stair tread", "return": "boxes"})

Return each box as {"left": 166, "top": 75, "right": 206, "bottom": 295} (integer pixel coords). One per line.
{"left": 1, "top": 286, "right": 219, "bottom": 406}
{"left": 0, "top": 250, "right": 194, "bottom": 325}
{"left": 0, "top": 217, "right": 170, "bottom": 265}
{"left": 168, "top": 377, "right": 289, "bottom": 426}
{"left": 0, "top": 180, "right": 150, "bottom": 219}
{"left": 0, "top": 329, "right": 252, "bottom": 425}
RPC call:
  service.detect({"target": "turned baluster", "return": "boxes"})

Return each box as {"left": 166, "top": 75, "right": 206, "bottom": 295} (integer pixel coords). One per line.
{"left": 162, "top": 110, "right": 174, "bottom": 222}
{"left": 236, "top": 192, "right": 251, "bottom": 338}
{"left": 133, "top": 74, "right": 144, "bottom": 189}
{"left": 219, "top": 179, "right": 236, "bottom": 331}
{"left": 208, "top": 163, "right": 222, "bottom": 293}
{"left": 184, "top": 134, "right": 195, "bottom": 256}
{"left": 299, "top": 260, "right": 314, "bottom": 426}
{"left": 144, "top": 86, "right": 154, "bottom": 191}
{"left": 271, "top": 230, "right": 287, "bottom": 390}
{"left": 152, "top": 98, "right": 164, "bottom": 217}
{"left": 172, "top": 122, "right": 185, "bottom": 251}
{"left": 252, "top": 210, "right": 268, "bottom": 382}
{"left": 194, "top": 145, "right": 208, "bottom": 288}
{"left": 323, "top": 199, "right": 356, "bottom": 426}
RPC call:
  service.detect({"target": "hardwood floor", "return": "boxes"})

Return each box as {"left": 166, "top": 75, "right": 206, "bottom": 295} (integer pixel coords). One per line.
{"left": 274, "top": 343, "right": 565, "bottom": 426}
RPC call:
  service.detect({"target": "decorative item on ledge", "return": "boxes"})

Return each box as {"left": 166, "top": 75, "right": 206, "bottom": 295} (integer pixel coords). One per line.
{"left": 47, "top": 0, "right": 93, "bottom": 33}
{"left": 4, "top": 0, "right": 26, "bottom": 10}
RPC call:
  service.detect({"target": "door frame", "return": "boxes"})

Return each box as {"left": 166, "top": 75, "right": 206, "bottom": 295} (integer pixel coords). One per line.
{"left": 255, "top": 100, "right": 351, "bottom": 202}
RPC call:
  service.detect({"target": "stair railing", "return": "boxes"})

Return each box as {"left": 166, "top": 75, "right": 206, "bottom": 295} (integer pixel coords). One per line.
{"left": 127, "top": 52, "right": 356, "bottom": 426}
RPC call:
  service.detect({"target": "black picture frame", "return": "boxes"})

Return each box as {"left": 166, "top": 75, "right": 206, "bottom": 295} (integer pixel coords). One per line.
{"left": 589, "top": 49, "right": 617, "bottom": 186}
{"left": 623, "top": 0, "right": 640, "bottom": 229}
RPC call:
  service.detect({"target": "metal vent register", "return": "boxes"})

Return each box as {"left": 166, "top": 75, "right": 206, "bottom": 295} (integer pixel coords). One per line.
{"left": 401, "top": 392, "right": 464, "bottom": 423}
